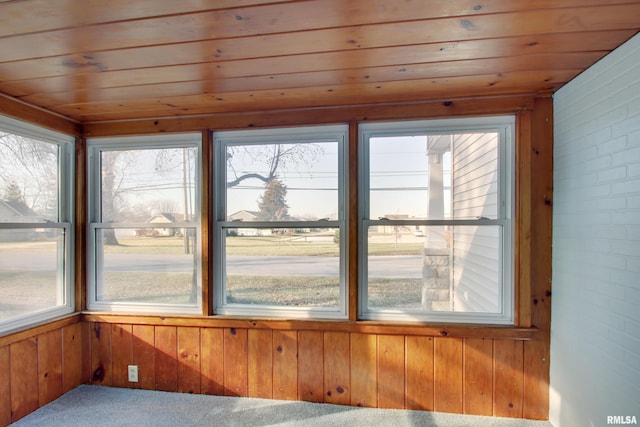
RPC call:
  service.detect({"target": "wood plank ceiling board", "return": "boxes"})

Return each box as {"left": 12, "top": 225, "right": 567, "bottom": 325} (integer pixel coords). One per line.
{"left": 0, "top": 0, "right": 637, "bottom": 123}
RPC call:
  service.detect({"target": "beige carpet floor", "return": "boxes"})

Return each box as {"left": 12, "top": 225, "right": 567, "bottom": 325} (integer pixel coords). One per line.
{"left": 11, "top": 385, "right": 554, "bottom": 427}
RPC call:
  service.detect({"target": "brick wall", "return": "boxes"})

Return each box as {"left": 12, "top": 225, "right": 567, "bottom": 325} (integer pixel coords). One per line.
{"left": 551, "top": 33, "right": 640, "bottom": 427}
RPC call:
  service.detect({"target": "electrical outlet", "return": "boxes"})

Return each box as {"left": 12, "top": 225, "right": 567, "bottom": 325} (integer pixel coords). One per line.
{"left": 127, "top": 365, "right": 139, "bottom": 382}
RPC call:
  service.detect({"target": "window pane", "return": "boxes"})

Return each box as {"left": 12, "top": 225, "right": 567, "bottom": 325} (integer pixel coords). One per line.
{"left": 367, "top": 225, "right": 425, "bottom": 309}
{"left": 226, "top": 142, "right": 339, "bottom": 221}
{"left": 95, "top": 228, "right": 198, "bottom": 305}
{"left": 368, "top": 132, "right": 499, "bottom": 220}
{"left": 369, "top": 135, "right": 436, "bottom": 220}
{"left": 101, "top": 147, "right": 197, "bottom": 224}
{"left": 224, "top": 227, "right": 340, "bottom": 307}
{"left": 0, "top": 229, "right": 66, "bottom": 319}
{"left": 0, "top": 133, "right": 58, "bottom": 222}
{"left": 367, "top": 225, "right": 501, "bottom": 313}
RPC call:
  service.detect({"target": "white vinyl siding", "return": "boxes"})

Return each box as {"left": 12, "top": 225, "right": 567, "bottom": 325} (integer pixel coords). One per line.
{"left": 452, "top": 225, "right": 501, "bottom": 313}
{"left": 451, "top": 132, "right": 501, "bottom": 313}
{"left": 452, "top": 132, "right": 499, "bottom": 219}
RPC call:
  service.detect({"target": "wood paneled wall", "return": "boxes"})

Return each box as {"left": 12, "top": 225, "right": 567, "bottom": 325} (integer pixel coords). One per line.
{"left": 83, "top": 321, "right": 541, "bottom": 418}
{"left": 0, "top": 318, "right": 88, "bottom": 426}
{"left": 0, "top": 95, "right": 552, "bottom": 425}
{"left": 0, "top": 318, "right": 544, "bottom": 426}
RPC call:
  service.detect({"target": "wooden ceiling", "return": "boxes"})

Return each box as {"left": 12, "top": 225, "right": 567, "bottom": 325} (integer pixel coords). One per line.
{"left": 0, "top": 0, "right": 638, "bottom": 124}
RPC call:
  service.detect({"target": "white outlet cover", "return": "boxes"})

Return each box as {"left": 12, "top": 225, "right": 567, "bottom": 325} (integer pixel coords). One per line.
{"left": 127, "top": 365, "right": 139, "bottom": 382}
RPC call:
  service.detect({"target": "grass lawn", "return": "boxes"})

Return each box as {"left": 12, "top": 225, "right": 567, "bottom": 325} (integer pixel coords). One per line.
{"left": 226, "top": 235, "right": 423, "bottom": 256}
{"left": 0, "top": 271, "right": 60, "bottom": 319}
{"left": 227, "top": 274, "right": 423, "bottom": 308}
{"left": 103, "top": 236, "right": 193, "bottom": 255}
{"left": 102, "top": 234, "right": 424, "bottom": 256}
{"left": 1, "top": 234, "right": 425, "bottom": 256}
{"left": 101, "top": 272, "right": 197, "bottom": 304}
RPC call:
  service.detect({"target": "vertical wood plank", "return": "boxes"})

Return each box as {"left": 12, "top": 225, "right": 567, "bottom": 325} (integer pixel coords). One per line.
{"left": 378, "top": 335, "right": 405, "bottom": 409}
{"left": 529, "top": 96, "right": 554, "bottom": 333}
{"left": 62, "top": 323, "right": 84, "bottom": 392}
{"left": 201, "top": 328, "right": 224, "bottom": 395}
{"left": 177, "top": 327, "right": 201, "bottom": 394}
{"left": 434, "top": 337, "right": 463, "bottom": 414}
{"left": 37, "top": 329, "right": 63, "bottom": 407}
{"left": 155, "top": 326, "right": 177, "bottom": 392}
{"left": 405, "top": 335, "right": 434, "bottom": 411}
{"left": 349, "top": 333, "right": 376, "bottom": 408}
{"left": 132, "top": 324, "right": 155, "bottom": 390}
{"left": 463, "top": 338, "right": 493, "bottom": 415}
{"left": 0, "top": 346, "right": 11, "bottom": 427}
{"left": 523, "top": 96, "right": 553, "bottom": 419}
{"left": 10, "top": 338, "right": 38, "bottom": 422}
{"left": 111, "top": 324, "right": 133, "bottom": 388}
{"left": 74, "top": 137, "right": 87, "bottom": 313}
{"left": 493, "top": 340, "right": 524, "bottom": 418}
{"left": 516, "top": 109, "right": 533, "bottom": 328}
{"left": 348, "top": 120, "right": 359, "bottom": 321}
{"left": 248, "top": 329, "right": 272, "bottom": 399}
{"left": 523, "top": 339, "right": 549, "bottom": 420}
{"left": 323, "top": 331, "right": 350, "bottom": 405}
{"left": 298, "top": 330, "right": 323, "bottom": 403}
{"left": 90, "top": 322, "right": 112, "bottom": 385}
{"left": 81, "top": 322, "right": 91, "bottom": 387}
{"left": 273, "top": 330, "right": 297, "bottom": 401}
{"left": 223, "top": 328, "right": 248, "bottom": 397}
{"left": 200, "top": 129, "right": 211, "bottom": 317}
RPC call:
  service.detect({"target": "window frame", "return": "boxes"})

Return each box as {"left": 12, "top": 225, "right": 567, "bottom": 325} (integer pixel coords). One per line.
{"left": 213, "top": 124, "right": 349, "bottom": 319}
{"left": 0, "top": 114, "right": 75, "bottom": 334}
{"left": 86, "top": 133, "right": 203, "bottom": 314}
{"left": 358, "top": 116, "right": 515, "bottom": 324}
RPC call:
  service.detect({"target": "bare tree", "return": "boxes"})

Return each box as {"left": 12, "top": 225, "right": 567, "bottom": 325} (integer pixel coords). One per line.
{"left": 0, "top": 132, "right": 57, "bottom": 217}
{"left": 226, "top": 143, "right": 324, "bottom": 188}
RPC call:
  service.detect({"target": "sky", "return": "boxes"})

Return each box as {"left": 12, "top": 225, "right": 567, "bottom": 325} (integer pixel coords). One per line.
{"left": 103, "top": 137, "right": 453, "bottom": 222}
{"left": 225, "top": 136, "right": 452, "bottom": 221}
{"left": 1, "top": 132, "right": 468, "bottom": 223}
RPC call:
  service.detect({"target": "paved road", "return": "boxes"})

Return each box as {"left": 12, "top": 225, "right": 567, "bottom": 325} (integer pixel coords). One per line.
{"left": 228, "top": 255, "right": 422, "bottom": 278}
{"left": 0, "top": 253, "right": 423, "bottom": 278}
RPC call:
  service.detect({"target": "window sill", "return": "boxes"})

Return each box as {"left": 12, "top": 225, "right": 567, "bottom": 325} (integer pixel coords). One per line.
{"left": 0, "top": 313, "right": 81, "bottom": 346}
{"left": 81, "top": 312, "right": 538, "bottom": 340}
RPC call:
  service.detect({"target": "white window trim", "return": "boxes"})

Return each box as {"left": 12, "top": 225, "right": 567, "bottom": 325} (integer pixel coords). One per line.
{"left": 0, "top": 114, "right": 75, "bottom": 334}
{"left": 358, "top": 116, "right": 515, "bottom": 325}
{"left": 213, "top": 125, "right": 349, "bottom": 319}
{"left": 86, "top": 133, "right": 202, "bottom": 314}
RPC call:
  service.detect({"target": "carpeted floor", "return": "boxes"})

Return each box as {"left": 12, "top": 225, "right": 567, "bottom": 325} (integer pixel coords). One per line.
{"left": 11, "top": 385, "right": 554, "bottom": 427}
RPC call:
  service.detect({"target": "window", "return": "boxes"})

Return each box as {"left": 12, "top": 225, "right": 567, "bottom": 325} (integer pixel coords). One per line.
{"left": 0, "top": 114, "right": 74, "bottom": 333}
{"left": 87, "top": 134, "right": 201, "bottom": 314}
{"left": 359, "top": 117, "right": 514, "bottom": 324}
{"left": 214, "top": 125, "right": 348, "bottom": 319}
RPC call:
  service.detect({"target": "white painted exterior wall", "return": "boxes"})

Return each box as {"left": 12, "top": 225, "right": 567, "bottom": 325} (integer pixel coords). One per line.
{"left": 550, "top": 33, "right": 640, "bottom": 427}
{"left": 452, "top": 132, "right": 500, "bottom": 313}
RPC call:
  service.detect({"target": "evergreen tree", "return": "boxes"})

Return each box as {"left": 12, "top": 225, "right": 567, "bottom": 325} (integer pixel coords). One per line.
{"left": 257, "top": 178, "right": 289, "bottom": 221}
{"left": 3, "top": 181, "right": 23, "bottom": 203}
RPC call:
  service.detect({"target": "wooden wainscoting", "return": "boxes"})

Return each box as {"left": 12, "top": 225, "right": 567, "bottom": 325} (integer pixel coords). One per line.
{"left": 0, "top": 316, "right": 88, "bottom": 426}
{"left": 84, "top": 320, "right": 544, "bottom": 420}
